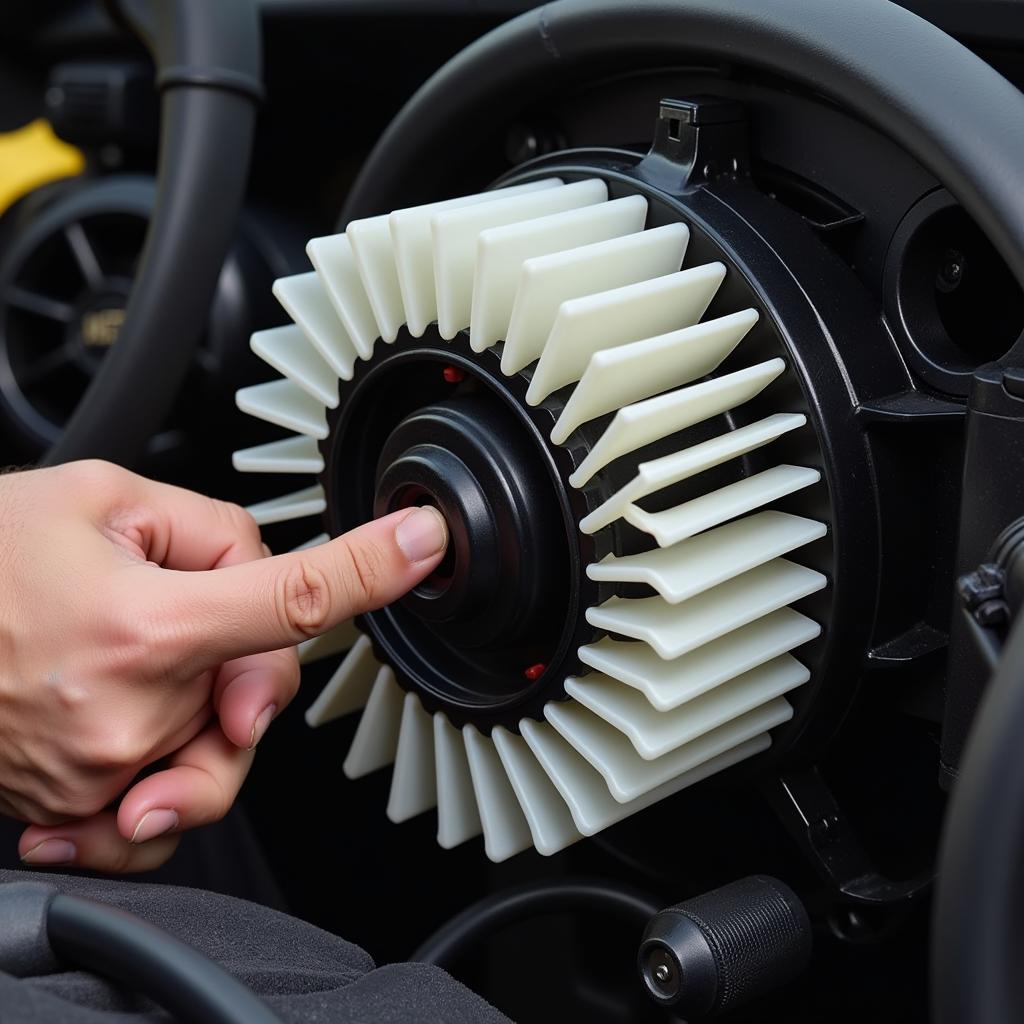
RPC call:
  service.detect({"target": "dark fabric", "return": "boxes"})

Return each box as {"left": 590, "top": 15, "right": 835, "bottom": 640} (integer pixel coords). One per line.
{"left": 0, "top": 869, "right": 511, "bottom": 1023}
{"left": 0, "top": 806, "right": 289, "bottom": 913}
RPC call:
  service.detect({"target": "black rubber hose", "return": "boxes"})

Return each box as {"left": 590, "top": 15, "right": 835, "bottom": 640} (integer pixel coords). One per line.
{"left": 48, "top": 892, "right": 282, "bottom": 1024}
{"left": 45, "top": 0, "right": 261, "bottom": 468}
{"left": 341, "top": 0, "right": 1024, "bottom": 293}
{"left": 932, "top": 613, "right": 1024, "bottom": 1024}
{"left": 411, "top": 878, "right": 661, "bottom": 969}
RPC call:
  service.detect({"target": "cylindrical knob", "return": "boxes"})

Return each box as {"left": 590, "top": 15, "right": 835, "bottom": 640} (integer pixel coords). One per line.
{"left": 637, "top": 875, "right": 811, "bottom": 1017}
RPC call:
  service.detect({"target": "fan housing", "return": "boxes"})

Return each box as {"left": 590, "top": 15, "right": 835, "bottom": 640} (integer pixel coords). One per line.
{"left": 234, "top": 98, "right": 898, "bottom": 861}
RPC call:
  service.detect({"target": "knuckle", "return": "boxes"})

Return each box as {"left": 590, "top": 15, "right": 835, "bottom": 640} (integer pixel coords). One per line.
{"left": 335, "top": 538, "right": 386, "bottom": 612}
{"left": 28, "top": 808, "right": 67, "bottom": 828}
{"left": 75, "top": 723, "right": 151, "bottom": 774}
{"left": 276, "top": 559, "right": 333, "bottom": 639}
{"left": 97, "top": 599, "right": 182, "bottom": 681}
{"left": 32, "top": 781, "right": 102, "bottom": 821}
{"left": 58, "top": 459, "right": 126, "bottom": 493}
{"left": 65, "top": 790, "right": 108, "bottom": 819}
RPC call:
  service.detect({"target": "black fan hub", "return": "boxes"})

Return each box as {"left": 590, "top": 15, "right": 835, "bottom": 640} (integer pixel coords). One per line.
{"left": 321, "top": 329, "right": 609, "bottom": 731}
{"left": 374, "top": 393, "right": 566, "bottom": 650}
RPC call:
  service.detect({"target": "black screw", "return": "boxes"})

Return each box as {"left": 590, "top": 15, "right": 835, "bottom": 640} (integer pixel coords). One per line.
{"left": 936, "top": 247, "right": 966, "bottom": 293}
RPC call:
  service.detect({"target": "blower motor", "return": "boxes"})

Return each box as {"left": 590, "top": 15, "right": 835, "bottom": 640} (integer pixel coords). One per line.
{"left": 233, "top": 98, "right": 894, "bottom": 862}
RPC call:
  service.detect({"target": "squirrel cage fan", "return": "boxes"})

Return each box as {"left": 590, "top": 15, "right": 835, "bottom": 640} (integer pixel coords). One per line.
{"left": 231, "top": 101, "right": 850, "bottom": 863}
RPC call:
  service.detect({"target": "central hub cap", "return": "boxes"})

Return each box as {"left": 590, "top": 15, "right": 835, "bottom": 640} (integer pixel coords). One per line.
{"left": 374, "top": 396, "right": 562, "bottom": 649}
{"left": 320, "top": 329, "right": 608, "bottom": 730}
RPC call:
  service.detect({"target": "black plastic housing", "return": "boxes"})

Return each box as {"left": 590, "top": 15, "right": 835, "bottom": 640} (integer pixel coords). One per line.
{"left": 638, "top": 875, "right": 811, "bottom": 1017}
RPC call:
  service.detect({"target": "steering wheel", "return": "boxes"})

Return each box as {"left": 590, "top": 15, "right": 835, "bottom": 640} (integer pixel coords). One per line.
{"left": 42, "top": 0, "right": 262, "bottom": 468}
{"left": 338, "top": 3, "right": 1024, "bottom": 1021}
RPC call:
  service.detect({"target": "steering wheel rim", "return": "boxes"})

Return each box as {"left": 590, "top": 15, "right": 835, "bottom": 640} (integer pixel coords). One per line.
{"left": 43, "top": 0, "right": 262, "bottom": 469}
{"left": 342, "top": 0, "right": 1024, "bottom": 294}
{"left": 339, "top": 2, "right": 1024, "bottom": 1019}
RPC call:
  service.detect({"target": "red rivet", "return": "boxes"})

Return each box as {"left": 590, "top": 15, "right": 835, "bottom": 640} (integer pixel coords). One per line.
{"left": 442, "top": 365, "right": 465, "bottom": 383}
{"left": 523, "top": 663, "right": 546, "bottom": 681}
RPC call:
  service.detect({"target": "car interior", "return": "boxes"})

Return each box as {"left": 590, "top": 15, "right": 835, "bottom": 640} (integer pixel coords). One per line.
{"left": 1, "top": 1, "right": 1024, "bottom": 1021}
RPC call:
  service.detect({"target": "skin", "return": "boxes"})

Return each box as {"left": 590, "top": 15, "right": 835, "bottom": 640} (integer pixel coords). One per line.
{"left": 0, "top": 460, "right": 448, "bottom": 873}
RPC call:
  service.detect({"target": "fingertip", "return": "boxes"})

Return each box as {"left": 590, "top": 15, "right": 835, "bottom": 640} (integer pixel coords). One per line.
{"left": 394, "top": 505, "right": 448, "bottom": 564}
{"left": 248, "top": 704, "right": 276, "bottom": 750}
{"left": 19, "top": 831, "right": 76, "bottom": 866}
{"left": 218, "top": 695, "right": 259, "bottom": 750}
{"left": 129, "top": 808, "right": 179, "bottom": 845}
{"left": 215, "top": 654, "right": 296, "bottom": 749}
{"left": 20, "top": 814, "right": 181, "bottom": 873}
{"left": 116, "top": 778, "right": 179, "bottom": 842}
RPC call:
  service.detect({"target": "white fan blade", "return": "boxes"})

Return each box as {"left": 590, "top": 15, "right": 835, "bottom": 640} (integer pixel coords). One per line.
{"left": 434, "top": 713, "right": 483, "bottom": 848}
{"left": 305, "top": 634, "right": 379, "bottom": 726}
{"left": 589, "top": 511, "right": 827, "bottom": 602}
{"left": 552, "top": 309, "right": 758, "bottom": 443}
{"left": 580, "top": 413, "right": 806, "bottom": 535}
{"left": 250, "top": 324, "right": 339, "bottom": 408}
{"left": 245, "top": 484, "right": 325, "bottom": 526}
{"left": 298, "top": 619, "right": 358, "bottom": 666}
{"left": 492, "top": 726, "right": 582, "bottom": 856}
{"left": 526, "top": 260, "right": 722, "bottom": 405}
{"left": 625, "top": 465, "right": 821, "bottom": 549}
{"left": 347, "top": 214, "right": 405, "bottom": 343}
{"left": 501, "top": 225, "right": 691, "bottom": 376}
{"left": 434, "top": 178, "right": 608, "bottom": 340}
{"left": 579, "top": 608, "right": 821, "bottom": 711}
{"left": 470, "top": 194, "right": 648, "bottom": 353}
{"left": 235, "top": 379, "right": 328, "bottom": 439}
{"left": 587, "top": 558, "right": 827, "bottom": 660}
{"left": 570, "top": 358, "right": 785, "bottom": 488}
{"left": 545, "top": 696, "right": 792, "bottom": 802}
{"left": 343, "top": 666, "right": 404, "bottom": 779}
{"left": 307, "top": 234, "right": 380, "bottom": 360}
{"left": 463, "top": 725, "right": 535, "bottom": 863}
{"left": 232, "top": 434, "right": 324, "bottom": 475}
{"left": 390, "top": 179, "right": 561, "bottom": 338}
{"left": 272, "top": 272, "right": 360, "bottom": 380}
{"left": 564, "top": 655, "right": 807, "bottom": 761}
{"left": 521, "top": 719, "right": 769, "bottom": 836}
{"left": 387, "top": 694, "right": 438, "bottom": 822}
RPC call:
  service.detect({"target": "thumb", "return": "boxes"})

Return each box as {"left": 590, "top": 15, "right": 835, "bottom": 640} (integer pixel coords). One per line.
{"left": 159, "top": 506, "right": 447, "bottom": 667}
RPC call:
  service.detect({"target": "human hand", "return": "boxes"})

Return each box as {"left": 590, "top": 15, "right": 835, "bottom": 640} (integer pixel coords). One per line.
{"left": 1, "top": 461, "right": 447, "bottom": 872}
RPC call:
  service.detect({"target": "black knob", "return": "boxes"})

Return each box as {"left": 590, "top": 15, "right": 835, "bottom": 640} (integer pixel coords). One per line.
{"left": 637, "top": 875, "right": 811, "bottom": 1017}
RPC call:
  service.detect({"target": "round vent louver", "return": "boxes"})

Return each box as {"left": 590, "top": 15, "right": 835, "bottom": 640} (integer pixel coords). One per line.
{"left": 233, "top": 176, "right": 831, "bottom": 862}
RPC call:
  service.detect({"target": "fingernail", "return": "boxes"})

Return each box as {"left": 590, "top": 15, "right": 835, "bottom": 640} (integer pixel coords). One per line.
{"left": 22, "top": 839, "right": 76, "bottom": 865}
{"left": 395, "top": 506, "right": 448, "bottom": 563}
{"left": 130, "top": 808, "right": 178, "bottom": 844}
{"left": 249, "top": 703, "right": 277, "bottom": 749}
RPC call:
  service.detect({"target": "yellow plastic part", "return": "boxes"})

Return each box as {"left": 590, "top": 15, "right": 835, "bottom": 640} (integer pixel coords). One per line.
{"left": 0, "top": 119, "right": 85, "bottom": 216}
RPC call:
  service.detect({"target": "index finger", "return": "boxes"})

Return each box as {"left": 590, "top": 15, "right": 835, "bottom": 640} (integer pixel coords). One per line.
{"left": 151, "top": 506, "right": 447, "bottom": 670}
